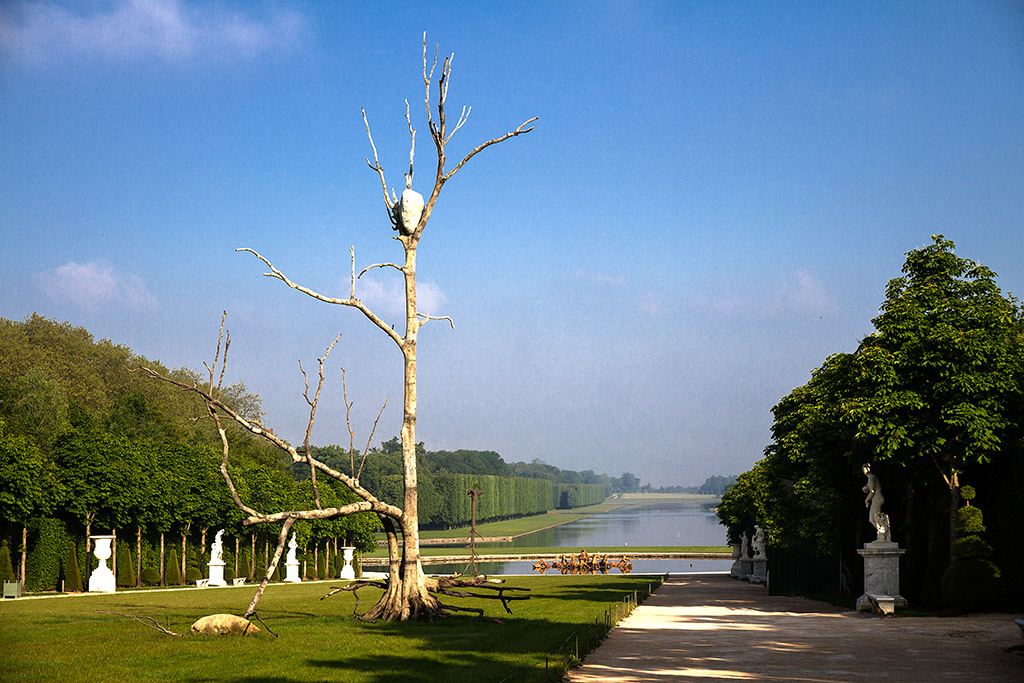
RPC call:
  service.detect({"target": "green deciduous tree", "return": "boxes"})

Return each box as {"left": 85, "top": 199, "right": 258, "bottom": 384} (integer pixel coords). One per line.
{"left": 843, "top": 235, "right": 1022, "bottom": 552}
{"left": 721, "top": 236, "right": 1024, "bottom": 599}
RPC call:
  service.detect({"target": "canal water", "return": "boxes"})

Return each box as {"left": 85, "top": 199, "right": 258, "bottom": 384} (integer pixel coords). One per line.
{"left": 425, "top": 502, "right": 732, "bottom": 575}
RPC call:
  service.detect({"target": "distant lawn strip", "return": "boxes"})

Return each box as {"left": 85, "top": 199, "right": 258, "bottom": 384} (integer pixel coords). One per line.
{"left": 0, "top": 575, "right": 661, "bottom": 682}
{"left": 416, "top": 511, "right": 598, "bottom": 541}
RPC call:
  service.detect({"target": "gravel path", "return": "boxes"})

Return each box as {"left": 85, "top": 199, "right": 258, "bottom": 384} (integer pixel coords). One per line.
{"left": 568, "top": 573, "right": 1023, "bottom": 682}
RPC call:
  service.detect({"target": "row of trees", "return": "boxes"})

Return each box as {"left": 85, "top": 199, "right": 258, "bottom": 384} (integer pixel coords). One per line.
{"left": 717, "top": 236, "right": 1024, "bottom": 608}
{"left": 1, "top": 315, "right": 619, "bottom": 593}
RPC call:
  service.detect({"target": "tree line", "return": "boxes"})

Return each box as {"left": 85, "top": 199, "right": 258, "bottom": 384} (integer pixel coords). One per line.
{"left": 0, "top": 314, "right": 618, "bottom": 592}
{"left": 717, "top": 236, "right": 1024, "bottom": 610}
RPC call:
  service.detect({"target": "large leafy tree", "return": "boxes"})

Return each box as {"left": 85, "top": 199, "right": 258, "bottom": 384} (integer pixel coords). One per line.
{"left": 722, "top": 236, "right": 1023, "bottom": 567}
{"left": 844, "top": 235, "right": 1022, "bottom": 550}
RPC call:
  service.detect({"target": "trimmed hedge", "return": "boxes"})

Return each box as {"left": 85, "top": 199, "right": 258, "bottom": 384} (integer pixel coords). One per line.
{"left": 25, "top": 518, "right": 67, "bottom": 592}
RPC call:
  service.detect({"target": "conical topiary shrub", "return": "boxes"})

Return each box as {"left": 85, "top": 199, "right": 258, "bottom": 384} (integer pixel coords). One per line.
{"left": 0, "top": 539, "right": 16, "bottom": 584}
{"left": 116, "top": 542, "right": 134, "bottom": 588}
{"left": 65, "top": 541, "right": 83, "bottom": 592}
{"left": 238, "top": 548, "right": 251, "bottom": 582}
{"left": 165, "top": 547, "right": 182, "bottom": 585}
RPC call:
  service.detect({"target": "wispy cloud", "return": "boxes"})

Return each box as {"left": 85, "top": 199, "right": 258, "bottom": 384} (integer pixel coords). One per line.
{"left": 36, "top": 260, "right": 159, "bottom": 311}
{"left": 356, "top": 276, "right": 447, "bottom": 320}
{"left": 687, "top": 268, "right": 835, "bottom": 319}
{"left": 0, "top": 0, "right": 306, "bottom": 63}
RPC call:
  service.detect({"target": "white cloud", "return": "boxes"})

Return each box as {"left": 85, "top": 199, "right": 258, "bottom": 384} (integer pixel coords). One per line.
{"left": 781, "top": 268, "right": 833, "bottom": 315}
{"left": 0, "top": 0, "right": 306, "bottom": 63}
{"left": 356, "top": 275, "right": 447, "bottom": 320}
{"left": 36, "top": 259, "right": 159, "bottom": 311}
{"left": 687, "top": 268, "right": 835, "bottom": 319}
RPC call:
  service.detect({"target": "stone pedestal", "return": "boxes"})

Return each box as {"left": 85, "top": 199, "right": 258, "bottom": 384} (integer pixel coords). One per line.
{"left": 284, "top": 559, "right": 301, "bottom": 583}
{"left": 339, "top": 547, "right": 356, "bottom": 580}
{"left": 729, "top": 543, "right": 743, "bottom": 578}
{"left": 89, "top": 536, "right": 116, "bottom": 593}
{"left": 751, "top": 559, "right": 767, "bottom": 581}
{"left": 856, "top": 540, "right": 907, "bottom": 613}
{"left": 207, "top": 560, "right": 226, "bottom": 587}
{"left": 739, "top": 559, "right": 752, "bottom": 577}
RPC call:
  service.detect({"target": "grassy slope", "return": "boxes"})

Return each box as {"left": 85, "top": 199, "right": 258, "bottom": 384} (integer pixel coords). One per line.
{"left": 0, "top": 576, "right": 661, "bottom": 682}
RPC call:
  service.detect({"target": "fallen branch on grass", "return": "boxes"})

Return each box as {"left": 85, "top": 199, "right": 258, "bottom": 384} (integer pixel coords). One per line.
{"left": 94, "top": 611, "right": 182, "bottom": 637}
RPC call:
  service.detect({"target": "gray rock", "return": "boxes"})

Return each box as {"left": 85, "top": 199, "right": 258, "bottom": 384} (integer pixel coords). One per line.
{"left": 190, "top": 613, "right": 260, "bottom": 636}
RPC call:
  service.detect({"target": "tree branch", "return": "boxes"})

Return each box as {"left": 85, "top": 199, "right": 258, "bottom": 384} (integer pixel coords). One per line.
{"left": 363, "top": 107, "right": 396, "bottom": 227}
{"left": 94, "top": 611, "right": 182, "bottom": 637}
{"left": 416, "top": 313, "right": 455, "bottom": 329}
{"left": 444, "top": 117, "right": 538, "bottom": 183}
{"left": 236, "top": 248, "right": 404, "bottom": 347}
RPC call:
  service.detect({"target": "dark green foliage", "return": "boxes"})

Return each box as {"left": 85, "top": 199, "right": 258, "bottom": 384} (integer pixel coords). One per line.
{"left": 317, "top": 549, "right": 327, "bottom": 580}
{"left": 941, "top": 494, "right": 1003, "bottom": 610}
{"left": 64, "top": 540, "right": 82, "bottom": 592}
{"left": 254, "top": 549, "right": 266, "bottom": 581}
{"left": 165, "top": 547, "right": 181, "bottom": 585}
{"left": 951, "top": 535, "right": 993, "bottom": 560}
{"left": 141, "top": 567, "right": 160, "bottom": 586}
{"left": 185, "top": 566, "right": 201, "bottom": 583}
{"left": 238, "top": 547, "right": 251, "bottom": 581}
{"left": 115, "top": 542, "right": 134, "bottom": 588}
{"left": 25, "top": 518, "right": 67, "bottom": 592}
{"left": 0, "top": 539, "right": 16, "bottom": 583}
{"left": 698, "top": 474, "right": 738, "bottom": 496}
{"left": 224, "top": 564, "right": 235, "bottom": 583}
{"left": 940, "top": 558, "right": 1003, "bottom": 611}
{"left": 956, "top": 506, "right": 985, "bottom": 536}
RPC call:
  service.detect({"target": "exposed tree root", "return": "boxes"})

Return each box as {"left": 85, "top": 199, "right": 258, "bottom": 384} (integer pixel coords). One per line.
{"left": 322, "top": 575, "right": 530, "bottom": 621}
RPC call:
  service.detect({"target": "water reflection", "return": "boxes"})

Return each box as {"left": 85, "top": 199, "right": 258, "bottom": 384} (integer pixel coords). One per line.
{"left": 422, "top": 504, "right": 731, "bottom": 575}
{"left": 479, "top": 503, "right": 728, "bottom": 549}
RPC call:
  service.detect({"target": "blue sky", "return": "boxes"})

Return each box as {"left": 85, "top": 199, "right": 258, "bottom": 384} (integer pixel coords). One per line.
{"left": 2, "top": 1, "right": 1022, "bottom": 486}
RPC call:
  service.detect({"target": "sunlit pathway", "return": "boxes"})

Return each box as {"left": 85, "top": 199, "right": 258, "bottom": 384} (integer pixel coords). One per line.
{"left": 568, "top": 574, "right": 1022, "bottom": 682}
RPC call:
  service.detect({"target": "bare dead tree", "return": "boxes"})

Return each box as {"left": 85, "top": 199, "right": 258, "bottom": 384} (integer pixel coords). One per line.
{"left": 235, "top": 35, "right": 534, "bottom": 621}
{"left": 137, "top": 35, "right": 534, "bottom": 622}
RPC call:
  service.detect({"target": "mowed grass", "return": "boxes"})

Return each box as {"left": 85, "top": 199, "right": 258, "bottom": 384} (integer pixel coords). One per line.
{"left": 0, "top": 575, "right": 662, "bottom": 682}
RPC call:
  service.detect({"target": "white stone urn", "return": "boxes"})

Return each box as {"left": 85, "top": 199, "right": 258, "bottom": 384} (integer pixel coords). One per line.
{"left": 339, "top": 547, "right": 356, "bottom": 580}
{"left": 89, "top": 535, "right": 116, "bottom": 593}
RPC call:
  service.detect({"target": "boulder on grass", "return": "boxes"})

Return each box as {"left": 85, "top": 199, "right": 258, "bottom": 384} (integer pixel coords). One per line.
{"left": 190, "top": 613, "right": 260, "bottom": 636}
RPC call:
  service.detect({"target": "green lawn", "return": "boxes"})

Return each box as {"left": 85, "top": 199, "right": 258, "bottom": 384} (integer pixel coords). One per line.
{"left": 0, "top": 575, "right": 662, "bottom": 682}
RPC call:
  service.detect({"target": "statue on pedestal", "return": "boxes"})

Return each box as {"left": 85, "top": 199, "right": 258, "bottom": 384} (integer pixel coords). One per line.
{"left": 284, "top": 533, "right": 301, "bottom": 583}
{"left": 752, "top": 525, "right": 766, "bottom": 560}
{"left": 862, "top": 463, "right": 890, "bottom": 542}
{"left": 287, "top": 534, "right": 297, "bottom": 564}
{"left": 211, "top": 529, "right": 224, "bottom": 563}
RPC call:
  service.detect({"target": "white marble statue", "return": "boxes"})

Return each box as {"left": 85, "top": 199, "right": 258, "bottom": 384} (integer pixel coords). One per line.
{"left": 752, "top": 525, "right": 766, "bottom": 560}
{"left": 287, "top": 533, "right": 298, "bottom": 564}
{"left": 740, "top": 531, "right": 751, "bottom": 560}
{"left": 862, "top": 463, "right": 890, "bottom": 542}
{"left": 211, "top": 529, "right": 224, "bottom": 563}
